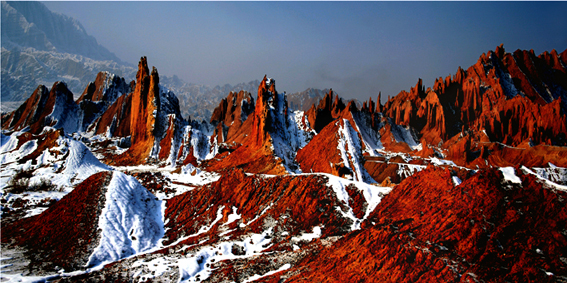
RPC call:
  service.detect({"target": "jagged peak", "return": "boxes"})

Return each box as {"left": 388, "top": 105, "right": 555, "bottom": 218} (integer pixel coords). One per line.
{"left": 151, "top": 66, "right": 159, "bottom": 84}
{"left": 495, "top": 43, "right": 506, "bottom": 59}
{"left": 258, "top": 75, "right": 277, "bottom": 96}
{"left": 454, "top": 66, "right": 466, "bottom": 84}
{"left": 331, "top": 91, "right": 345, "bottom": 112}
{"left": 49, "top": 81, "right": 75, "bottom": 107}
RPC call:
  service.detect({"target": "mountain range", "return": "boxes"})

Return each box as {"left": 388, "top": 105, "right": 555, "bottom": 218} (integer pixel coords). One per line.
{"left": 1, "top": 43, "right": 567, "bottom": 282}
{"left": 0, "top": 1, "right": 327, "bottom": 122}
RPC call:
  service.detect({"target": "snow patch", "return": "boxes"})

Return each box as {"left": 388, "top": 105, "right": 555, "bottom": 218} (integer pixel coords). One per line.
{"left": 242, "top": 263, "right": 291, "bottom": 283}
{"left": 178, "top": 227, "right": 275, "bottom": 282}
{"left": 499, "top": 167, "right": 522, "bottom": 184}
{"left": 0, "top": 132, "right": 20, "bottom": 153}
{"left": 452, "top": 176, "right": 462, "bottom": 186}
{"left": 132, "top": 256, "right": 176, "bottom": 282}
{"left": 223, "top": 206, "right": 241, "bottom": 226}
{"left": 86, "top": 171, "right": 164, "bottom": 268}
{"left": 530, "top": 164, "right": 567, "bottom": 185}
{"left": 389, "top": 122, "right": 420, "bottom": 150}
{"left": 1, "top": 133, "right": 111, "bottom": 217}
{"left": 337, "top": 119, "right": 376, "bottom": 183}
{"left": 429, "top": 157, "right": 457, "bottom": 167}
{"left": 325, "top": 173, "right": 391, "bottom": 230}
{"left": 292, "top": 226, "right": 322, "bottom": 242}
{"left": 520, "top": 166, "right": 567, "bottom": 191}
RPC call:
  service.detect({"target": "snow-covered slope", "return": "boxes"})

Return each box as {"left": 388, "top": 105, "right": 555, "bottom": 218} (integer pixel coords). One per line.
{"left": 337, "top": 119, "right": 376, "bottom": 183}
{"left": 87, "top": 171, "right": 164, "bottom": 267}
{"left": 0, "top": 131, "right": 111, "bottom": 192}
{"left": 0, "top": 130, "right": 111, "bottom": 218}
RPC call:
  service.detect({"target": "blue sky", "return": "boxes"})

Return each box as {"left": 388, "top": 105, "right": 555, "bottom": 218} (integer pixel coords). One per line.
{"left": 42, "top": 1, "right": 567, "bottom": 102}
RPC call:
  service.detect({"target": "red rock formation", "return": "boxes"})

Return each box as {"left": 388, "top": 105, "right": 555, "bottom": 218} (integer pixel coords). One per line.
{"left": 297, "top": 120, "right": 344, "bottom": 176}
{"left": 130, "top": 57, "right": 159, "bottom": 146}
{"left": 113, "top": 57, "right": 161, "bottom": 165}
{"left": 76, "top": 71, "right": 132, "bottom": 131}
{"left": 1, "top": 81, "right": 76, "bottom": 134}
{"left": 164, "top": 169, "right": 364, "bottom": 246}
{"left": 416, "top": 90, "right": 446, "bottom": 145}
{"left": 158, "top": 115, "right": 176, "bottom": 160}
{"left": 277, "top": 167, "right": 567, "bottom": 282}
{"left": 383, "top": 78, "right": 426, "bottom": 127}
{"left": 376, "top": 46, "right": 567, "bottom": 165}
{"left": 89, "top": 92, "right": 133, "bottom": 137}
{"left": 1, "top": 171, "right": 112, "bottom": 274}
{"left": 376, "top": 92, "right": 383, "bottom": 113}
{"left": 250, "top": 75, "right": 279, "bottom": 147}
{"left": 210, "top": 90, "right": 254, "bottom": 127}
{"left": 76, "top": 71, "right": 130, "bottom": 104}
{"left": 378, "top": 122, "right": 414, "bottom": 153}
{"left": 363, "top": 156, "right": 403, "bottom": 184}
{"left": 206, "top": 76, "right": 290, "bottom": 174}
{"left": 210, "top": 90, "right": 254, "bottom": 143}
{"left": 1, "top": 85, "right": 50, "bottom": 132}
{"left": 305, "top": 89, "right": 345, "bottom": 133}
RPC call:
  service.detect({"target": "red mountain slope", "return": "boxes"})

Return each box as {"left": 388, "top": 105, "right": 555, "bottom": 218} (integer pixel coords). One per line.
{"left": 1, "top": 172, "right": 112, "bottom": 274}
{"left": 269, "top": 167, "right": 567, "bottom": 282}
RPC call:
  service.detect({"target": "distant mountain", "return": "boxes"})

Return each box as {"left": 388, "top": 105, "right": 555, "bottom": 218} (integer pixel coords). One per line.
{"left": 2, "top": 1, "right": 123, "bottom": 63}
{"left": 1, "top": 1, "right": 136, "bottom": 103}
{"left": 287, "top": 87, "right": 328, "bottom": 112}
{"left": 0, "top": 1, "right": 323, "bottom": 121}
{"left": 160, "top": 76, "right": 260, "bottom": 121}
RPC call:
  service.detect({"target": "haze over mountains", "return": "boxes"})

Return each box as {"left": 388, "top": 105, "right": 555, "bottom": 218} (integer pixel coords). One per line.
{"left": 1, "top": 1, "right": 324, "bottom": 121}
{"left": 1, "top": 1, "right": 133, "bottom": 100}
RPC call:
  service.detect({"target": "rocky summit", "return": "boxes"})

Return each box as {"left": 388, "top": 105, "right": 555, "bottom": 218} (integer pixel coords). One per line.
{"left": 1, "top": 46, "right": 567, "bottom": 282}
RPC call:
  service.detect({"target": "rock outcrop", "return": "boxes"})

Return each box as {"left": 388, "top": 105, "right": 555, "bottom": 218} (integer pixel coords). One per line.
{"left": 207, "top": 76, "right": 310, "bottom": 174}
{"left": 382, "top": 46, "right": 567, "bottom": 148}
{"left": 76, "top": 71, "right": 132, "bottom": 131}
{"left": 210, "top": 90, "right": 254, "bottom": 144}
{"left": 275, "top": 167, "right": 567, "bottom": 282}
{"left": 1, "top": 81, "right": 79, "bottom": 134}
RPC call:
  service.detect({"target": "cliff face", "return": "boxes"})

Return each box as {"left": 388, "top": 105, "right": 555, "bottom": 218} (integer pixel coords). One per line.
{"left": 210, "top": 90, "right": 254, "bottom": 144}
{"left": 206, "top": 76, "right": 310, "bottom": 174}
{"left": 382, "top": 45, "right": 567, "bottom": 148}
{"left": 1, "top": 81, "right": 78, "bottom": 135}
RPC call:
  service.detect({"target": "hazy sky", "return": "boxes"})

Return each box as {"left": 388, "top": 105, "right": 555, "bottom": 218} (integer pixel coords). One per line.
{"left": 42, "top": 1, "right": 567, "bottom": 101}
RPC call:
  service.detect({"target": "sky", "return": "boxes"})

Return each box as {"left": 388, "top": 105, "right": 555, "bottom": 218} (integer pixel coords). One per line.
{"left": 42, "top": 1, "right": 567, "bottom": 102}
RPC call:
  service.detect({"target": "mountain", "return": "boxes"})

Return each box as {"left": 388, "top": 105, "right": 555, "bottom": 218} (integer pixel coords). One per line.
{"left": 0, "top": 1, "right": 278, "bottom": 123}
{"left": 1, "top": 1, "right": 123, "bottom": 62}
{"left": 1, "top": 46, "right": 567, "bottom": 282}
{"left": 287, "top": 87, "right": 329, "bottom": 112}
{"left": 1, "top": 1, "right": 136, "bottom": 103}
{"left": 160, "top": 76, "right": 261, "bottom": 122}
